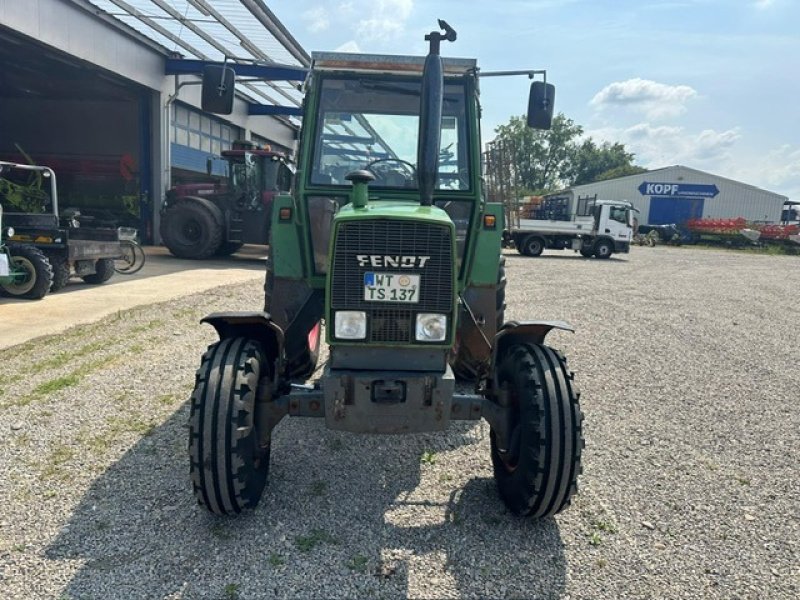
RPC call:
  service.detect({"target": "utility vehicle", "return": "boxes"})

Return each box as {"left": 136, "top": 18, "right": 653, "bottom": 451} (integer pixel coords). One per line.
{"left": 160, "top": 141, "right": 293, "bottom": 259}
{"left": 0, "top": 204, "right": 52, "bottom": 299}
{"left": 0, "top": 161, "right": 122, "bottom": 291}
{"left": 189, "top": 21, "right": 583, "bottom": 518}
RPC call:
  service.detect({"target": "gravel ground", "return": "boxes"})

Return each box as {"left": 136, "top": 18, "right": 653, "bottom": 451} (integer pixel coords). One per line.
{"left": 0, "top": 245, "right": 798, "bottom": 599}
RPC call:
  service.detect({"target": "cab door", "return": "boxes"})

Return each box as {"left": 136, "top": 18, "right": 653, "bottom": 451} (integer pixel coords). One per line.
{"left": 600, "top": 205, "right": 632, "bottom": 243}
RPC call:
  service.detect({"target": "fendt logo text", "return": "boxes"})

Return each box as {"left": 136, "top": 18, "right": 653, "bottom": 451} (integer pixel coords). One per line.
{"left": 356, "top": 255, "right": 431, "bottom": 268}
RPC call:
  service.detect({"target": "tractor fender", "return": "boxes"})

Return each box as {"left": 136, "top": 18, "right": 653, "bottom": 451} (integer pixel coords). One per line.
{"left": 491, "top": 320, "right": 574, "bottom": 368}
{"left": 201, "top": 311, "right": 285, "bottom": 363}
{"left": 172, "top": 196, "right": 225, "bottom": 228}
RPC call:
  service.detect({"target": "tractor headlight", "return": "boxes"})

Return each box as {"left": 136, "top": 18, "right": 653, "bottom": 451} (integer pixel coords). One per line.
{"left": 335, "top": 311, "right": 367, "bottom": 340}
{"left": 415, "top": 313, "right": 447, "bottom": 342}
{"left": 6, "top": 227, "right": 14, "bottom": 237}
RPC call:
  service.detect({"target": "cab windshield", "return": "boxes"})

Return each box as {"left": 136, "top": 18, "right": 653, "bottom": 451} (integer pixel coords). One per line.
{"left": 310, "top": 76, "right": 470, "bottom": 191}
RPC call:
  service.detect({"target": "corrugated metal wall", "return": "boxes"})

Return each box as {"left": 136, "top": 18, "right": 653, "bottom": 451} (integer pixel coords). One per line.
{"left": 568, "top": 166, "right": 787, "bottom": 225}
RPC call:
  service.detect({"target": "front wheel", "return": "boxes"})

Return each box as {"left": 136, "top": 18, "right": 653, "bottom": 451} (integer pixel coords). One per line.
{"left": 593, "top": 239, "right": 613, "bottom": 259}
{"left": 189, "top": 337, "right": 270, "bottom": 515}
{"left": 0, "top": 246, "right": 53, "bottom": 299}
{"left": 490, "top": 343, "right": 583, "bottom": 517}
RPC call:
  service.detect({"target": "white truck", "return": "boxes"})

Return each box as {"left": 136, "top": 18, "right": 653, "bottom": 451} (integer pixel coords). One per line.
{"left": 505, "top": 198, "right": 637, "bottom": 259}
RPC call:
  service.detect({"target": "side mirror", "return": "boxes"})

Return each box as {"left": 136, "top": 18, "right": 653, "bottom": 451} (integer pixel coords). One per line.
{"left": 527, "top": 81, "right": 555, "bottom": 130}
{"left": 206, "top": 157, "right": 213, "bottom": 176}
{"left": 201, "top": 65, "right": 235, "bottom": 114}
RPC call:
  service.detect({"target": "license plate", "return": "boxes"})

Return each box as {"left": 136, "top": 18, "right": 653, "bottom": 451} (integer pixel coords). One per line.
{"left": 0, "top": 253, "right": 9, "bottom": 277}
{"left": 364, "top": 272, "right": 419, "bottom": 303}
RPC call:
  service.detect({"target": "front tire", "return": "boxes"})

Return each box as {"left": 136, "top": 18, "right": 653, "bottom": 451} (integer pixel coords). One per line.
{"left": 189, "top": 337, "right": 270, "bottom": 515}
{"left": 593, "top": 239, "right": 613, "bottom": 259}
{"left": 0, "top": 245, "right": 53, "bottom": 299}
{"left": 490, "top": 344, "right": 583, "bottom": 517}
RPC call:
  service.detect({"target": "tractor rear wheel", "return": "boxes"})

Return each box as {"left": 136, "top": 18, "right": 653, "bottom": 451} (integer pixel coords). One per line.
{"left": 215, "top": 241, "right": 244, "bottom": 256}
{"left": 82, "top": 258, "right": 115, "bottom": 284}
{"left": 161, "top": 200, "right": 222, "bottom": 259}
{"left": 0, "top": 245, "right": 53, "bottom": 299}
{"left": 189, "top": 337, "right": 270, "bottom": 515}
{"left": 490, "top": 343, "right": 583, "bottom": 517}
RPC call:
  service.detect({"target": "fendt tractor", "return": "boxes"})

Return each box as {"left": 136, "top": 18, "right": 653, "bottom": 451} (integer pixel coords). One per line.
{"left": 160, "top": 141, "right": 293, "bottom": 259}
{"left": 187, "top": 21, "right": 584, "bottom": 518}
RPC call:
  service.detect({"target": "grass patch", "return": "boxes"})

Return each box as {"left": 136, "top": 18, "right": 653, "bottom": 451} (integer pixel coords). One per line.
{"left": 420, "top": 450, "right": 437, "bottom": 465}
{"left": 588, "top": 531, "right": 603, "bottom": 546}
{"left": 592, "top": 519, "right": 618, "bottom": 534}
{"left": 223, "top": 583, "right": 240, "bottom": 600}
{"left": 41, "top": 444, "right": 76, "bottom": 479}
{"left": 6, "top": 355, "right": 118, "bottom": 408}
{"left": 346, "top": 554, "right": 368, "bottom": 572}
{"left": 77, "top": 415, "right": 160, "bottom": 455}
{"left": 268, "top": 553, "right": 285, "bottom": 567}
{"left": 30, "top": 341, "right": 107, "bottom": 374}
{"left": 130, "top": 319, "right": 164, "bottom": 334}
{"left": 295, "top": 529, "right": 336, "bottom": 553}
{"left": 309, "top": 480, "right": 327, "bottom": 497}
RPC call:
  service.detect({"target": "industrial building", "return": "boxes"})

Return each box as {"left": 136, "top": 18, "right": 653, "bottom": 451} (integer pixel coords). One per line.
{"left": 564, "top": 165, "right": 787, "bottom": 226}
{"left": 0, "top": 0, "right": 307, "bottom": 242}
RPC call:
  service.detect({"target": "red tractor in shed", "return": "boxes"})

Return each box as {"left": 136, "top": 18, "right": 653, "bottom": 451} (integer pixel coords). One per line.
{"left": 160, "top": 140, "right": 293, "bottom": 259}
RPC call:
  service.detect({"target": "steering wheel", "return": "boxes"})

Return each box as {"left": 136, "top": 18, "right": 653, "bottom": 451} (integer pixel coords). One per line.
{"left": 366, "top": 158, "right": 417, "bottom": 186}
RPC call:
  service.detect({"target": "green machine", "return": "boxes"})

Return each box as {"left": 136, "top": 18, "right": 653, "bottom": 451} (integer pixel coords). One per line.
{"left": 189, "top": 21, "right": 583, "bottom": 518}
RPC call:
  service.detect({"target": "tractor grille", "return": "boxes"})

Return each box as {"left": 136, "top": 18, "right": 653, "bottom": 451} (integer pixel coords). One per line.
{"left": 330, "top": 220, "right": 454, "bottom": 344}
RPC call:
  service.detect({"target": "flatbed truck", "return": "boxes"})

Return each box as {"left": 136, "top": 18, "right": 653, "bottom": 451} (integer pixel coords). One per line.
{"left": 505, "top": 198, "right": 636, "bottom": 259}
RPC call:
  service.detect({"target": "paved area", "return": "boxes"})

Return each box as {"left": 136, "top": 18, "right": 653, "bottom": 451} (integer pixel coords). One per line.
{"left": 0, "top": 246, "right": 265, "bottom": 350}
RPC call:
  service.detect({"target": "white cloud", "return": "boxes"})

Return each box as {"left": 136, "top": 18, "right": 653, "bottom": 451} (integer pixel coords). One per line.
{"left": 302, "top": 7, "right": 330, "bottom": 33}
{"left": 355, "top": 0, "right": 414, "bottom": 41}
{"left": 590, "top": 78, "right": 698, "bottom": 119}
{"left": 738, "top": 144, "right": 800, "bottom": 198}
{"left": 587, "top": 122, "right": 741, "bottom": 169}
{"left": 753, "top": 0, "right": 775, "bottom": 9}
{"left": 335, "top": 40, "right": 362, "bottom": 53}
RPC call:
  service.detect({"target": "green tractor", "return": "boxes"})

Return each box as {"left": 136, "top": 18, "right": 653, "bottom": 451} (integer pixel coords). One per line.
{"left": 189, "top": 21, "right": 583, "bottom": 518}
{"left": 0, "top": 204, "right": 53, "bottom": 300}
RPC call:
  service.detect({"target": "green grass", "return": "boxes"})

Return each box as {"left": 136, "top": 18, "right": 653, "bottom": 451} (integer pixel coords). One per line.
{"left": 346, "top": 554, "right": 368, "bottom": 572}
{"left": 223, "top": 583, "right": 240, "bottom": 599}
{"left": 268, "top": 553, "right": 285, "bottom": 567}
{"left": 130, "top": 319, "right": 164, "bottom": 334}
{"left": 6, "top": 355, "right": 118, "bottom": 408}
{"left": 309, "top": 480, "right": 328, "bottom": 497}
{"left": 295, "top": 529, "right": 336, "bottom": 553}
{"left": 41, "top": 444, "right": 76, "bottom": 479}
{"left": 420, "top": 450, "right": 437, "bottom": 465}
{"left": 30, "top": 341, "right": 107, "bottom": 374}
{"left": 588, "top": 531, "right": 603, "bottom": 546}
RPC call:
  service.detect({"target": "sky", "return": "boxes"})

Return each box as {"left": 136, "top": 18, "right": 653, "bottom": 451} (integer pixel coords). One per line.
{"left": 268, "top": 0, "right": 800, "bottom": 200}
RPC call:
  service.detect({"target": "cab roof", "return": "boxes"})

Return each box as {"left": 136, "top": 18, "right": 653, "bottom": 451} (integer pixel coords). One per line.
{"left": 311, "top": 52, "right": 476, "bottom": 76}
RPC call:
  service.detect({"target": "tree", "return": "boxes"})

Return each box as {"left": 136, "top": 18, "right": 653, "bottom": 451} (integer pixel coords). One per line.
{"left": 490, "top": 113, "right": 583, "bottom": 193}
{"left": 569, "top": 140, "right": 640, "bottom": 186}
{"left": 487, "top": 113, "right": 644, "bottom": 197}
{"left": 594, "top": 164, "right": 648, "bottom": 182}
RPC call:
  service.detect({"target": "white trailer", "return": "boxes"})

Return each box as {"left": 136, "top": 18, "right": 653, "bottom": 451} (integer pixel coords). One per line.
{"left": 505, "top": 199, "right": 636, "bottom": 259}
